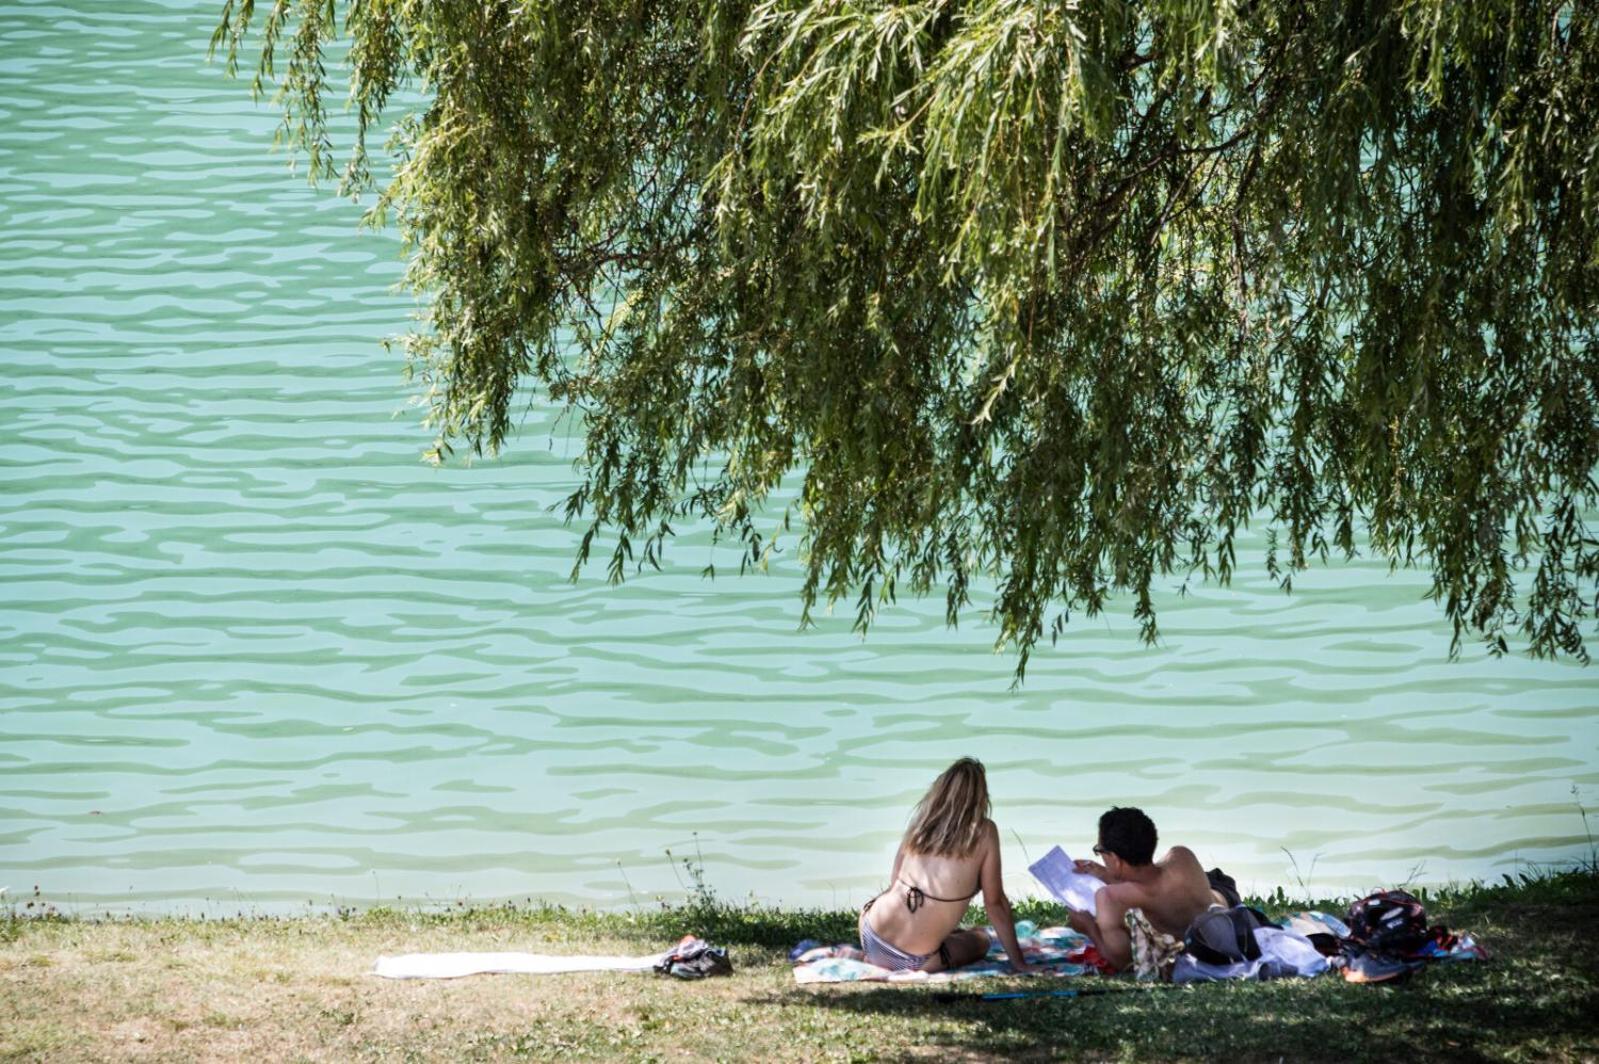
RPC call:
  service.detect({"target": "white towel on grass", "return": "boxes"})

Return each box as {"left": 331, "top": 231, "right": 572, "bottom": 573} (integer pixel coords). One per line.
{"left": 373, "top": 950, "right": 669, "bottom": 979}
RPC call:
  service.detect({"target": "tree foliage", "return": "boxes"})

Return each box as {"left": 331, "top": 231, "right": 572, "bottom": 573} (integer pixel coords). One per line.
{"left": 215, "top": 0, "right": 1599, "bottom": 676}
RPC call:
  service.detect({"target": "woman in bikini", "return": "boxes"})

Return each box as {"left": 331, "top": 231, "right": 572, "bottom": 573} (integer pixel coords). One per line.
{"left": 859, "top": 757, "right": 1036, "bottom": 973}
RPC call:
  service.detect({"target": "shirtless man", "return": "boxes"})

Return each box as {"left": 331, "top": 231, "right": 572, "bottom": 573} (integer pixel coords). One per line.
{"left": 1065, "top": 806, "right": 1239, "bottom": 972}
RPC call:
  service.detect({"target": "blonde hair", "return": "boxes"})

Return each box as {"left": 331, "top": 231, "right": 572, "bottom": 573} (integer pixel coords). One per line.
{"left": 903, "top": 757, "right": 990, "bottom": 857}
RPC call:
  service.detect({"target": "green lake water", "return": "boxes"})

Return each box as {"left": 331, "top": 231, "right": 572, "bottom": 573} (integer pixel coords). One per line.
{"left": 2, "top": 0, "right": 1597, "bottom": 916}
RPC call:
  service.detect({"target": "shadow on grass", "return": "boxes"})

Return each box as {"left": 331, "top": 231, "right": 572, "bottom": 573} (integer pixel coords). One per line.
{"left": 769, "top": 959, "right": 1598, "bottom": 1064}
{"left": 755, "top": 870, "right": 1599, "bottom": 1063}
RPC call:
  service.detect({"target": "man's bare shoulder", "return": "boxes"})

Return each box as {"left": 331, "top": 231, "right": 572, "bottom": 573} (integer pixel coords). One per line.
{"left": 1159, "top": 845, "right": 1202, "bottom": 868}
{"left": 1099, "top": 880, "right": 1145, "bottom": 912}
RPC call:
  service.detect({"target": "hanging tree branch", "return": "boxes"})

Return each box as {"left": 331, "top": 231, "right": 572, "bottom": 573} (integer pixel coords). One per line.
{"left": 214, "top": 0, "right": 1599, "bottom": 679}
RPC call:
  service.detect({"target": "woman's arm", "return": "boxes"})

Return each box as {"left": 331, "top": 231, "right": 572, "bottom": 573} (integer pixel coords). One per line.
{"left": 978, "top": 821, "right": 1036, "bottom": 972}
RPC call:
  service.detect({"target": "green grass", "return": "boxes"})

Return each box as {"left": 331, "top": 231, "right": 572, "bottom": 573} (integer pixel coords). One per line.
{"left": 2, "top": 868, "right": 1596, "bottom": 1062}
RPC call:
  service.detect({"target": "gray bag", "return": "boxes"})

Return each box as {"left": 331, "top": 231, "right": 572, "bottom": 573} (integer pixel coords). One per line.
{"left": 1184, "top": 906, "right": 1269, "bottom": 966}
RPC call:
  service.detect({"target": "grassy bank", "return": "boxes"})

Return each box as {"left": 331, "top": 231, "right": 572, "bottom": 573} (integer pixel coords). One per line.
{"left": 3, "top": 869, "right": 1596, "bottom": 1062}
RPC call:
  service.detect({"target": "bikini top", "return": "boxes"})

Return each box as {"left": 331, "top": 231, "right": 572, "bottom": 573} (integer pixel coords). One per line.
{"left": 896, "top": 876, "right": 979, "bottom": 913}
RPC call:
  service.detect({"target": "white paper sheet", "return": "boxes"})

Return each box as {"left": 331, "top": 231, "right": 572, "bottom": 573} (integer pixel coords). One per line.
{"left": 1028, "top": 845, "right": 1101, "bottom": 914}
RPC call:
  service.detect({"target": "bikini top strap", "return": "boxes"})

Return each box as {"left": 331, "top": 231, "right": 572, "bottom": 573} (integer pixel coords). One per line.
{"left": 897, "top": 878, "right": 979, "bottom": 913}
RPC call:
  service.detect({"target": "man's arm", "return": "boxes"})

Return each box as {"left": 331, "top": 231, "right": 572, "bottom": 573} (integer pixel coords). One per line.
{"left": 1092, "top": 890, "right": 1133, "bottom": 972}
{"left": 1067, "top": 886, "right": 1133, "bottom": 972}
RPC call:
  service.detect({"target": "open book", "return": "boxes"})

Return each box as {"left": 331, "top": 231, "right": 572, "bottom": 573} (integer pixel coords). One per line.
{"left": 1028, "top": 845, "right": 1101, "bottom": 915}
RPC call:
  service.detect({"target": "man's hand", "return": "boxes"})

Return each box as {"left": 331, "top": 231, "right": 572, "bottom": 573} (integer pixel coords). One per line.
{"left": 1074, "top": 858, "right": 1108, "bottom": 881}
{"left": 1066, "top": 908, "right": 1096, "bottom": 938}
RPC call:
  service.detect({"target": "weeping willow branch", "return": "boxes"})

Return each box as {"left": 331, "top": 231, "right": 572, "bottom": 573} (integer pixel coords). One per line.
{"left": 214, "top": 0, "right": 1599, "bottom": 679}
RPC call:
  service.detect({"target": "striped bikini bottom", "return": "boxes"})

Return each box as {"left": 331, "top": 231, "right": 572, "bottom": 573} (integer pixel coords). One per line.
{"left": 858, "top": 913, "right": 953, "bottom": 972}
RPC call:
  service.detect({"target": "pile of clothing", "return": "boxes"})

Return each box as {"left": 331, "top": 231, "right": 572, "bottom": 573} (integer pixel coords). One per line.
{"left": 1151, "top": 889, "right": 1487, "bottom": 984}
{"left": 1336, "top": 890, "right": 1488, "bottom": 984}
{"left": 654, "top": 935, "right": 733, "bottom": 980}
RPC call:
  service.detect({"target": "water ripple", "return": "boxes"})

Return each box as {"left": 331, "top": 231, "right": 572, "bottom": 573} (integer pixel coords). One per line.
{"left": 1, "top": 0, "right": 1596, "bottom": 915}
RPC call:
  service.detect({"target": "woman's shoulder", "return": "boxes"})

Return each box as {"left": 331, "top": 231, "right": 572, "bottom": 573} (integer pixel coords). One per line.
{"left": 979, "top": 817, "right": 1000, "bottom": 849}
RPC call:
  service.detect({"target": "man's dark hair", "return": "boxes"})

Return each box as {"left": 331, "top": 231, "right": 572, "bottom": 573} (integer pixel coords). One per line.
{"left": 1098, "top": 807, "right": 1157, "bottom": 866}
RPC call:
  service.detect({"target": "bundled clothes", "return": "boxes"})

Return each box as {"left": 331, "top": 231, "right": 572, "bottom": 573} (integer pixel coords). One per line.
{"left": 1132, "top": 890, "right": 1487, "bottom": 985}
{"left": 1124, "top": 904, "right": 1325, "bottom": 984}
{"left": 1172, "top": 924, "right": 1329, "bottom": 983}
{"left": 1125, "top": 909, "right": 1186, "bottom": 982}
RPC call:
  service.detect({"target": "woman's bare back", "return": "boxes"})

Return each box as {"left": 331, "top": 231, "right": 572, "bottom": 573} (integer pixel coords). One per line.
{"left": 863, "top": 841, "right": 986, "bottom": 955}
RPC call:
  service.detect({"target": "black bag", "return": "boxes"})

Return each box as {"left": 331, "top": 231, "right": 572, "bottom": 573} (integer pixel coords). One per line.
{"left": 654, "top": 936, "right": 733, "bottom": 980}
{"left": 1346, "top": 890, "right": 1429, "bottom": 957}
{"left": 1184, "top": 905, "right": 1270, "bottom": 966}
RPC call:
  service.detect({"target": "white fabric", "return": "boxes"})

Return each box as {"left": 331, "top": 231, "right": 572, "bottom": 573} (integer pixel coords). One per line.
{"left": 1171, "top": 926, "right": 1329, "bottom": 983}
{"left": 1281, "top": 910, "right": 1350, "bottom": 939}
{"left": 373, "top": 950, "right": 669, "bottom": 979}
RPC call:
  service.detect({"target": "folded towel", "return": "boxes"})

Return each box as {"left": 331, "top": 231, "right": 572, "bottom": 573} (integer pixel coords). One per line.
{"left": 373, "top": 950, "right": 668, "bottom": 979}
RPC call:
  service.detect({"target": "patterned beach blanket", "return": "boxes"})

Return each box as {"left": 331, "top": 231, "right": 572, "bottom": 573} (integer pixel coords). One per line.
{"left": 792, "top": 924, "right": 1105, "bottom": 984}
{"left": 790, "top": 910, "right": 1484, "bottom": 985}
